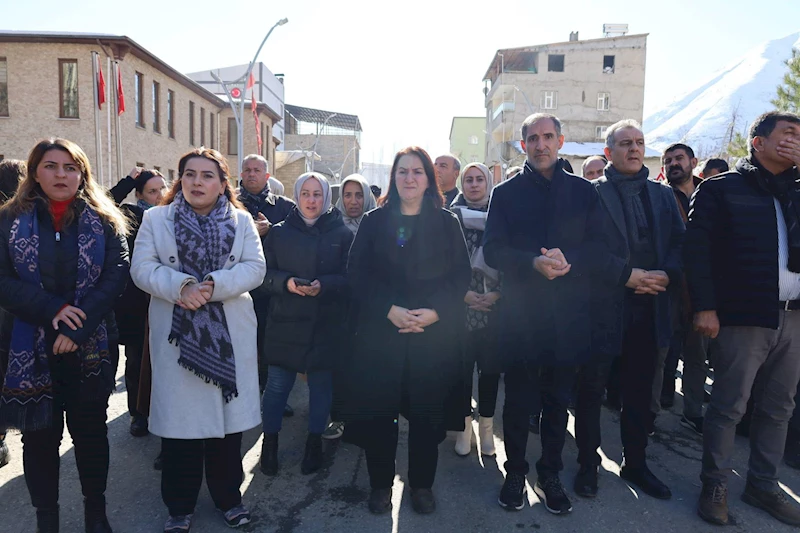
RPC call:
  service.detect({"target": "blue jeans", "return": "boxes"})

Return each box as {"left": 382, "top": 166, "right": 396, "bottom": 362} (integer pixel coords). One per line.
{"left": 261, "top": 365, "right": 332, "bottom": 435}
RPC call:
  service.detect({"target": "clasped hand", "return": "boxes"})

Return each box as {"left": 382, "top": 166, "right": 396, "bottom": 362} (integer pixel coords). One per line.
{"left": 626, "top": 268, "right": 670, "bottom": 295}
{"left": 177, "top": 280, "right": 215, "bottom": 311}
{"left": 387, "top": 305, "right": 439, "bottom": 333}
{"left": 287, "top": 278, "right": 322, "bottom": 297}
{"left": 51, "top": 305, "right": 85, "bottom": 354}
{"left": 534, "top": 248, "right": 571, "bottom": 280}
{"left": 464, "top": 291, "right": 501, "bottom": 312}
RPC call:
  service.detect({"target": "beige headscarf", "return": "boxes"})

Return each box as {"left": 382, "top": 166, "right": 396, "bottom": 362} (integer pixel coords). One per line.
{"left": 450, "top": 162, "right": 497, "bottom": 283}
{"left": 334, "top": 174, "right": 377, "bottom": 234}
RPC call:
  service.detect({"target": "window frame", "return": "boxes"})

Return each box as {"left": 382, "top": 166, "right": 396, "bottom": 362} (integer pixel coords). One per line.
{"left": 189, "top": 101, "right": 195, "bottom": 146}
{"left": 547, "top": 54, "right": 565, "bottom": 72}
{"left": 152, "top": 81, "right": 161, "bottom": 133}
{"left": 58, "top": 58, "right": 80, "bottom": 119}
{"left": 541, "top": 90, "right": 557, "bottom": 110}
{"left": 134, "top": 72, "right": 145, "bottom": 128}
{"left": 200, "top": 107, "right": 206, "bottom": 146}
{"left": 167, "top": 90, "right": 175, "bottom": 139}
{"left": 597, "top": 92, "right": 610, "bottom": 112}
{"left": 210, "top": 112, "right": 216, "bottom": 149}
{"left": 0, "top": 57, "right": 8, "bottom": 117}
{"left": 227, "top": 117, "right": 238, "bottom": 155}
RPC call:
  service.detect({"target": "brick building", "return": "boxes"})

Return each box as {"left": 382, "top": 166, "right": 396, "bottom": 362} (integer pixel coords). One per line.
{"left": 0, "top": 31, "right": 282, "bottom": 190}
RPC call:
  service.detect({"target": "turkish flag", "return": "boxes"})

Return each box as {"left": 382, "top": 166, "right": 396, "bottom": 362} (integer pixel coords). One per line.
{"left": 117, "top": 65, "right": 125, "bottom": 115}
{"left": 252, "top": 89, "right": 262, "bottom": 153}
{"left": 246, "top": 72, "right": 255, "bottom": 91}
{"left": 96, "top": 56, "right": 106, "bottom": 109}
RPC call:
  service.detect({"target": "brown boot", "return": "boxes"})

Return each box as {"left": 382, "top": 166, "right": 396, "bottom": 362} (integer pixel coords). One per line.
{"left": 697, "top": 482, "right": 728, "bottom": 525}
{"left": 741, "top": 480, "right": 800, "bottom": 527}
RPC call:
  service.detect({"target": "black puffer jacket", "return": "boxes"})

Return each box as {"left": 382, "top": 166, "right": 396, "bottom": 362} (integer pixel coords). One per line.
{"left": 259, "top": 207, "right": 353, "bottom": 373}
{"left": 0, "top": 198, "right": 129, "bottom": 357}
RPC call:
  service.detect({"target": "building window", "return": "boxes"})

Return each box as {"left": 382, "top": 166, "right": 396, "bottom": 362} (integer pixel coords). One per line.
{"left": 152, "top": 81, "right": 161, "bottom": 133}
{"left": 597, "top": 92, "right": 610, "bottom": 111}
{"left": 603, "top": 55, "right": 615, "bottom": 73}
{"left": 59, "top": 59, "right": 79, "bottom": 118}
{"left": 189, "top": 101, "right": 195, "bottom": 145}
{"left": 210, "top": 113, "right": 216, "bottom": 149}
{"left": 167, "top": 90, "right": 175, "bottom": 139}
{"left": 541, "top": 91, "right": 557, "bottom": 110}
{"left": 134, "top": 72, "right": 144, "bottom": 127}
{"left": 228, "top": 118, "right": 238, "bottom": 155}
{"left": 200, "top": 107, "right": 206, "bottom": 146}
{"left": 168, "top": 169, "right": 175, "bottom": 181}
{"left": 468, "top": 135, "right": 479, "bottom": 145}
{"left": 547, "top": 54, "right": 565, "bottom": 72}
{"left": 595, "top": 125, "right": 608, "bottom": 140}
{"left": 0, "top": 58, "right": 8, "bottom": 117}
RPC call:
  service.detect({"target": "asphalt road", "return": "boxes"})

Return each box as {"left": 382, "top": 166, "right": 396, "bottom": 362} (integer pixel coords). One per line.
{"left": 2, "top": 351, "right": 799, "bottom": 532}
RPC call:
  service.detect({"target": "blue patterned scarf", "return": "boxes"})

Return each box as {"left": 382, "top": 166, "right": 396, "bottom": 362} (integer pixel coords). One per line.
{"left": 137, "top": 199, "right": 155, "bottom": 211}
{"left": 1, "top": 204, "right": 110, "bottom": 431}
{"left": 169, "top": 192, "right": 238, "bottom": 402}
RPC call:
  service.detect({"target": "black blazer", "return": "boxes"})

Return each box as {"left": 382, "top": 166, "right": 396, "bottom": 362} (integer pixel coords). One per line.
{"left": 593, "top": 176, "right": 684, "bottom": 353}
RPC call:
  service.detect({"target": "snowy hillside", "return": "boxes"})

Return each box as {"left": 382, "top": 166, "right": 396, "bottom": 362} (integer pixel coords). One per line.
{"left": 644, "top": 32, "right": 800, "bottom": 155}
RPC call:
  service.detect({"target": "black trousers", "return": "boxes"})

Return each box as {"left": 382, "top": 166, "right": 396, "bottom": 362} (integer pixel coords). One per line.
{"left": 465, "top": 329, "right": 501, "bottom": 418}
{"left": 123, "top": 341, "right": 144, "bottom": 418}
{"left": 503, "top": 361, "right": 575, "bottom": 478}
{"left": 357, "top": 417, "right": 441, "bottom": 490}
{"left": 161, "top": 433, "right": 244, "bottom": 516}
{"left": 574, "top": 359, "right": 612, "bottom": 468}
{"left": 22, "top": 357, "right": 110, "bottom": 509}
{"left": 620, "top": 299, "right": 659, "bottom": 468}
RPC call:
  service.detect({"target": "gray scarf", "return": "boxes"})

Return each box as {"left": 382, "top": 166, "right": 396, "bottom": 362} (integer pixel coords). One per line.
{"left": 606, "top": 164, "right": 651, "bottom": 250}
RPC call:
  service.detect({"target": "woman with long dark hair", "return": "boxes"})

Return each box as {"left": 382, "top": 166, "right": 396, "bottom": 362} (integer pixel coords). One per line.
{"left": 131, "top": 148, "right": 265, "bottom": 532}
{"left": 336, "top": 146, "right": 471, "bottom": 515}
{"left": 0, "top": 139, "right": 130, "bottom": 533}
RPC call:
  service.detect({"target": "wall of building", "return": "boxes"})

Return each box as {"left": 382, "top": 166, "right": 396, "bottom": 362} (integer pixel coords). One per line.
{"left": 0, "top": 41, "right": 225, "bottom": 190}
{"left": 283, "top": 133, "right": 359, "bottom": 181}
{"left": 274, "top": 157, "right": 306, "bottom": 192}
{"left": 449, "top": 117, "right": 486, "bottom": 166}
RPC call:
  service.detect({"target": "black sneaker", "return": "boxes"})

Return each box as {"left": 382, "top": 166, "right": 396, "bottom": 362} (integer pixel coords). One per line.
{"left": 410, "top": 488, "right": 436, "bottom": 514}
{"left": 498, "top": 472, "right": 526, "bottom": 511}
{"left": 574, "top": 465, "right": 598, "bottom": 498}
{"left": 680, "top": 415, "right": 703, "bottom": 435}
{"left": 533, "top": 477, "right": 573, "bottom": 514}
{"left": 741, "top": 481, "right": 800, "bottom": 526}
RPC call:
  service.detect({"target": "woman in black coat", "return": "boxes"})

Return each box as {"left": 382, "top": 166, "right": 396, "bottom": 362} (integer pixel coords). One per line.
{"left": 336, "top": 146, "right": 471, "bottom": 515}
{"left": 0, "top": 138, "right": 129, "bottom": 533}
{"left": 259, "top": 172, "right": 353, "bottom": 477}
{"left": 109, "top": 167, "right": 167, "bottom": 437}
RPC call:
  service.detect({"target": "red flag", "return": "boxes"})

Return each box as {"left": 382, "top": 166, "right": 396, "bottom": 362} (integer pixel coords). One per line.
{"left": 96, "top": 55, "right": 106, "bottom": 109}
{"left": 252, "top": 89, "right": 262, "bottom": 153}
{"left": 246, "top": 72, "right": 255, "bottom": 90}
{"left": 116, "top": 65, "right": 125, "bottom": 115}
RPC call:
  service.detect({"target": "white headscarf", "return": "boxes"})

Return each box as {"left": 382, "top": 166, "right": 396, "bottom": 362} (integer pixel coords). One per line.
{"left": 335, "top": 174, "right": 377, "bottom": 234}
{"left": 293, "top": 172, "right": 332, "bottom": 226}
{"left": 459, "top": 162, "right": 493, "bottom": 210}
{"left": 450, "top": 162, "right": 498, "bottom": 283}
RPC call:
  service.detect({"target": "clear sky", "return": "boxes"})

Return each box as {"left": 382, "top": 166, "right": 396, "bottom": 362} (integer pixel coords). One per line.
{"left": 4, "top": 0, "right": 800, "bottom": 164}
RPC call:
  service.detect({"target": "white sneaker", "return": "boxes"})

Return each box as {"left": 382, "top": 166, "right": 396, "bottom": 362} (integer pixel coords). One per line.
{"left": 454, "top": 416, "right": 473, "bottom": 456}
{"left": 479, "top": 416, "right": 496, "bottom": 456}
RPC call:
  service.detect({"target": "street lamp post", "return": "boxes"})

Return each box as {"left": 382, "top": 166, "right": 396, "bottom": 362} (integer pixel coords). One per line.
{"left": 310, "top": 113, "right": 338, "bottom": 172}
{"left": 211, "top": 17, "right": 288, "bottom": 177}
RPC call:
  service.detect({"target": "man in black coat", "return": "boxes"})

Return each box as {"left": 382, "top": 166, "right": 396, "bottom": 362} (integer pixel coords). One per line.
{"left": 687, "top": 111, "right": 800, "bottom": 527}
{"left": 592, "top": 120, "right": 683, "bottom": 501}
{"left": 237, "top": 154, "right": 294, "bottom": 403}
{"left": 484, "top": 113, "right": 617, "bottom": 515}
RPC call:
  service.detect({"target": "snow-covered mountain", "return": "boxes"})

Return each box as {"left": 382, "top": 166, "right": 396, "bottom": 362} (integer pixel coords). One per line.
{"left": 644, "top": 32, "right": 800, "bottom": 155}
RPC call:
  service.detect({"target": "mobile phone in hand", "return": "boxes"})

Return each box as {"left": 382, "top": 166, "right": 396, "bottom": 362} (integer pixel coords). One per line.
{"left": 294, "top": 278, "right": 312, "bottom": 287}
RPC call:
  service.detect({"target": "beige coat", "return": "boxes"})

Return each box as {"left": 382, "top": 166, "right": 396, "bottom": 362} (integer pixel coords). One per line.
{"left": 131, "top": 203, "right": 266, "bottom": 439}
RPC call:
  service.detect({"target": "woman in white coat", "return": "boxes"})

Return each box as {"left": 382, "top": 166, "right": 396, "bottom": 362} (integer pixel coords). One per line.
{"left": 131, "top": 148, "right": 266, "bottom": 533}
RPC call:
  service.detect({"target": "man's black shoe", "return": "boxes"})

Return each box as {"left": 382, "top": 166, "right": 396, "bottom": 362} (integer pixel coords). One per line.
{"left": 498, "top": 472, "right": 526, "bottom": 511}
{"left": 410, "top": 488, "right": 436, "bottom": 514}
{"left": 84, "top": 497, "right": 112, "bottom": 533}
{"left": 741, "top": 480, "right": 800, "bottom": 526}
{"left": 528, "top": 413, "right": 540, "bottom": 434}
{"left": 533, "top": 477, "right": 572, "bottom": 514}
{"left": 574, "top": 465, "right": 598, "bottom": 498}
{"left": 368, "top": 488, "right": 392, "bottom": 514}
{"left": 620, "top": 464, "right": 671, "bottom": 500}
{"left": 129, "top": 415, "right": 148, "bottom": 437}
{"left": 697, "top": 482, "right": 728, "bottom": 525}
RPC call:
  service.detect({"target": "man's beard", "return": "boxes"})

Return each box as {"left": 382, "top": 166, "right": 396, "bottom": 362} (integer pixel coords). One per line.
{"left": 667, "top": 167, "right": 691, "bottom": 185}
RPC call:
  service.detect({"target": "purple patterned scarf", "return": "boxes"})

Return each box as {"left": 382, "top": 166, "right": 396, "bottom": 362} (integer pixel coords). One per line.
{"left": 1, "top": 204, "right": 110, "bottom": 431}
{"left": 169, "top": 192, "right": 238, "bottom": 401}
